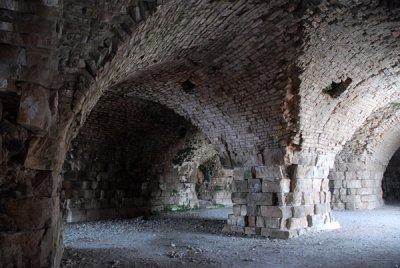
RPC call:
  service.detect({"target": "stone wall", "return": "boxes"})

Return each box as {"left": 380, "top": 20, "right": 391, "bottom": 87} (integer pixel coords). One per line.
{"left": 70, "top": 1, "right": 399, "bottom": 238}
{"left": 1, "top": 1, "right": 400, "bottom": 266}
{"left": 383, "top": 148, "right": 400, "bottom": 202}
{"left": 330, "top": 105, "right": 400, "bottom": 210}
{"left": 62, "top": 93, "right": 233, "bottom": 222}
{"left": 0, "top": 1, "right": 64, "bottom": 267}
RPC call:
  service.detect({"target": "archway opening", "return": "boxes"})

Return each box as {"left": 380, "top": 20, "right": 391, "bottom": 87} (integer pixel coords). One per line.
{"left": 382, "top": 147, "right": 400, "bottom": 204}
{"left": 61, "top": 93, "right": 233, "bottom": 223}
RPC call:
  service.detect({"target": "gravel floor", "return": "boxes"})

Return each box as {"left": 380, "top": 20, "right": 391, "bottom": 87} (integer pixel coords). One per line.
{"left": 62, "top": 204, "right": 400, "bottom": 268}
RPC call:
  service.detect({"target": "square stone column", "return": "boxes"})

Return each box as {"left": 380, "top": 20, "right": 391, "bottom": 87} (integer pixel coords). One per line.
{"left": 224, "top": 162, "right": 339, "bottom": 238}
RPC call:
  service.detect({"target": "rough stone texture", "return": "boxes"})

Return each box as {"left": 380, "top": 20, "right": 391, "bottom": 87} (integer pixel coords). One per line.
{"left": 0, "top": 0, "right": 64, "bottom": 267}
{"left": 0, "top": 0, "right": 400, "bottom": 266}
{"left": 382, "top": 148, "right": 400, "bottom": 201}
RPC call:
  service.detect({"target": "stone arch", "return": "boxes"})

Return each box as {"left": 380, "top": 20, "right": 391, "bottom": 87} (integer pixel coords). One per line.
{"left": 1, "top": 1, "right": 400, "bottom": 266}
{"left": 296, "top": 4, "right": 400, "bottom": 155}
{"left": 61, "top": 92, "right": 234, "bottom": 223}
{"left": 69, "top": 0, "right": 309, "bottom": 167}
{"left": 329, "top": 104, "right": 400, "bottom": 210}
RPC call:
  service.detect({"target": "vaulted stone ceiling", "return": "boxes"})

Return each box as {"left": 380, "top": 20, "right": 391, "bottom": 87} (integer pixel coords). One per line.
{"left": 0, "top": 0, "right": 400, "bottom": 267}
{"left": 63, "top": 0, "right": 400, "bottom": 167}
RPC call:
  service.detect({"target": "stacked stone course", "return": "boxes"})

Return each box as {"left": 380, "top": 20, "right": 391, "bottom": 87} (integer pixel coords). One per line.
{"left": 1, "top": 0, "right": 400, "bottom": 266}
{"left": 226, "top": 151, "right": 337, "bottom": 238}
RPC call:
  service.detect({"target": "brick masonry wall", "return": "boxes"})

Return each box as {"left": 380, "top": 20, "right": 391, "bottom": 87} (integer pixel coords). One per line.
{"left": 1, "top": 1, "right": 400, "bottom": 266}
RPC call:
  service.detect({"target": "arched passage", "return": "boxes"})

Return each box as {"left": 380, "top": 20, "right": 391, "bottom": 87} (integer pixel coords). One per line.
{"left": 61, "top": 92, "right": 233, "bottom": 223}
{"left": 1, "top": 0, "right": 400, "bottom": 266}
{"left": 329, "top": 104, "right": 400, "bottom": 210}
{"left": 382, "top": 148, "right": 400, "bottom": 202}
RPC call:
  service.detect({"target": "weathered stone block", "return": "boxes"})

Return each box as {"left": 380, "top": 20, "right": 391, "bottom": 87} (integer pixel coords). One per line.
{"left": 0, "top": 196, "right": 59, "bottom": 230}
{"left": 292, "top": 179, "right": 313, "bottom": 192}
{"left": 32, "top": 171, "right": 60, "bottom": 197}
{"left": 246, "top": 205, "right": 257, "bottom": 215}
{"left": 346, "top": 180, "right": 362, "bottom": 188}
{"left": 264, "top": 217, "right": 281, "bottom": 229}
{"left": 248, "top": 179, "right": 262, "bottom": 192}
{"left": 233, "top": 168, "right": 245, "bottom": 180}
{"left": 256, "top": 216, "right": 265, "bottom": 227}
{"left": 260, "top": 206, "right": 292, "bottom": 218}
{"left": 304, "top": 193, "right": 315, "bottom": 205}
{"left": 235, "top": 180, "right": 248, "bottom": 192}
{"left": 246, "top": 193, "right": 273, "bottom": 205}
{"left": 286, "top": 192, "right": 302, "bottom": 206}
{"left": 245, "top": 227, "right": 255, "bottom": 235}
{"left": 17, "top": 86, "right": 55, "bottom": 134}
{"left": 232, "top": 192, "right": 248, "bottom": 204}
{"left": 312, "top": 179, "right": 322, "bottom": 191}
{"left": 253, "top": 166, "right": 286, "bottom": 179}
{"left": 293, "top": 165, "right": 315, "bottom": 180}
{"left": 262, "top": 179, "right": 290, "bottom": 193}
{"left": 230, "top": 225, "right": 245, "bottom": 233}
{"left": 288, "top": 217, "right": 308, "bottom": 229}
{"left": 292, "top": 205, "right": 314, "bottom": 218}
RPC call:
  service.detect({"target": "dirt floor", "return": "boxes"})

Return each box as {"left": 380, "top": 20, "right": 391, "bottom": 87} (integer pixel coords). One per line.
{"left": 61, "top": 204, "right": 400, "bottom": 268}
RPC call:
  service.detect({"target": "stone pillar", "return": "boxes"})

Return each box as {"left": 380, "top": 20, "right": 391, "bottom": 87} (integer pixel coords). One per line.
{"left": 0, "top": 0, "right": 63, "bottom": 265}
{"left": 224, "top": 153, "right": 339, "bottom": 238}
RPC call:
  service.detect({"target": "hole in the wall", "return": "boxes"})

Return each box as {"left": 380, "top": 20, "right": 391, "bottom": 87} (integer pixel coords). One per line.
{"left": 322, "top": 77, "right": 352, "bottom": 98}
{"left": 178, "top": 127, "right": 187, "bottom": 138}
{"left": 181, "top": 80, "right": 195, "bottom": 94}
{"left": 81, "top": 7, "right": 87, "bottom": 14}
